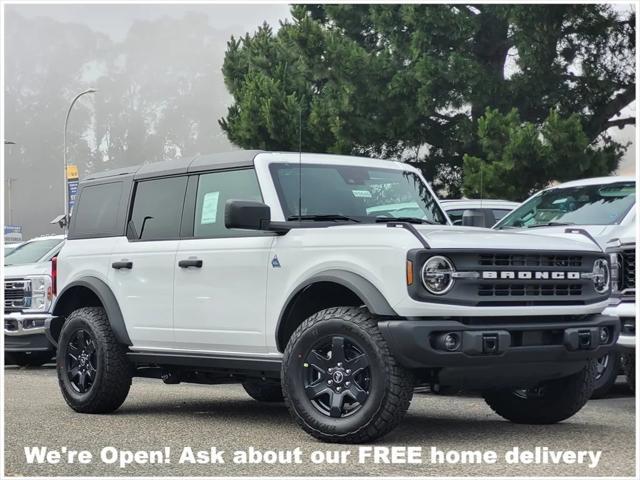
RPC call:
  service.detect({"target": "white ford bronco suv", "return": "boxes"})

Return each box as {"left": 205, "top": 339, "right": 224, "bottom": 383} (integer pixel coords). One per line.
{"left": 52, "top": 151, "right": 618, "bottom": 443}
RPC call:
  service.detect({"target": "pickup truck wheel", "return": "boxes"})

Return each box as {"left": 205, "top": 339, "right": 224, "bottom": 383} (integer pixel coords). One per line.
{"left": 56, "top": 307, "right": 131, "bottom": 413}
{"left": 282, "top": 306, "right": 414, "bottom": 443}
{"left": 242, "top": 379, "right": 284, "bottom": 402}
{"left": 7, "top": 351, "right": 53, "bottom": 367}
{"left": 483, "top": 360, "right": 596, "bottom": 424}
{"left": 590, "top": 353, "right": 619, "bottom": 399}
{"left": 621, "top": 353, "right": 635, "bottom": 392}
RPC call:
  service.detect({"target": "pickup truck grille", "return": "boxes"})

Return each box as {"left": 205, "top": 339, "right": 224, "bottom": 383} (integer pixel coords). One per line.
{"left": 4, "top": 279, "right": 28, "bottom": 312}
{"left": 620, "top": 249, "right": 635, "bottom": 291}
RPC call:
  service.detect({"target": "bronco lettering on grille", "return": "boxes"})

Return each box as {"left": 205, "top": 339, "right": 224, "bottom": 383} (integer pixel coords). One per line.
{"left": 481, "top": 271, "right": 581, "bottom": 280}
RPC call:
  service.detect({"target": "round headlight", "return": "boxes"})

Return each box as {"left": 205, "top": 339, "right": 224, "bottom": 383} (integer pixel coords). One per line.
{"left": 421, "top": 256, "right": 455, "bottom": 295}
{"left": 592, "top": 258, "right": 610, "bottom": 294}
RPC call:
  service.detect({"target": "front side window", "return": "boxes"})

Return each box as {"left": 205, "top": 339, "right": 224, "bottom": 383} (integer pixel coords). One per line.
{"left": 496, "top": 181, "right": 636, "bottom": 229}
{"left": 129, "top": 176, "right": 187, "bottom": 240}
{"left": 270, "top": 164, "right": 447, "bottom": 224}
{"left": 4, "top": 239, "right": 62, "bottom": 266}
{"left": 194, "top": 169, "right": 264, "bottom": 238}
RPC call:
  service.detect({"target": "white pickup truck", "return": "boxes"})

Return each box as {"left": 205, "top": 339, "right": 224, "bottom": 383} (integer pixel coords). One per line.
{"left": 4, "top": 234, "right": 65, "bottom": 366}
{"left": 494, "top": 176, "right": 635, "bottom": 396}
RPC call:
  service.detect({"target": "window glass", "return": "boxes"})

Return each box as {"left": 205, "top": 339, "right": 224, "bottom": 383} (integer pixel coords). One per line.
{"left": 446, "top": 209, "right": 464, "bottom": 225}
{"left": 496, "top": 181, "right": 636, "bottom": 229}
{"left": 492, "top": 209, "right": 511, "bottom": 221}
{"left": 194, "top": 169, "right": 264, "bottom": 238}
{"left": 4, "top": 239, "right": 63, "bottom": 266}
{"left": 129, "top": 176, "right": 187, "bottom": 240}
{"left": 72, "top": 182, "right": 123, "bottom": 237}
{"left": 270, "top": 164, "right": 447, "bottom": 224}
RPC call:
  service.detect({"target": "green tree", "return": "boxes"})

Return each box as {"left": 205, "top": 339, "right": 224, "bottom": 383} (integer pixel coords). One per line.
{"left": 220, "top": 4, "right": 635, "bottom": 197}
{"left": 463, "top": 109, "right": 624, "bottom": 200}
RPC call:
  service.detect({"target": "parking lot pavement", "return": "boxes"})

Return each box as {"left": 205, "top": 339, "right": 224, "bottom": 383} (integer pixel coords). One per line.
{"left": 4, "top": 365, "right": 636, "bottom": 477}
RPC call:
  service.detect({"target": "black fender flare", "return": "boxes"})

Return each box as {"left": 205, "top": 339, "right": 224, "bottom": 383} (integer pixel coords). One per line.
{"left": 53, "top": 277, "right": 132, "bottom": 346}
{"left": 275, "top": 269, "right": 398, "bottom": 350}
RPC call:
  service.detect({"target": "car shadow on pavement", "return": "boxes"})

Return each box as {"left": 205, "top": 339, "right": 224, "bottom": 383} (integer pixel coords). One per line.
{"left": 110, "top": 394, "right": 621, "bottom": 445}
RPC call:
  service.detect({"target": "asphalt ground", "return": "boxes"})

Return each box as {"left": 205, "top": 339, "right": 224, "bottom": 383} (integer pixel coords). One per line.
{"left": 4, "top": 365, "right": 636, "bottom": 477}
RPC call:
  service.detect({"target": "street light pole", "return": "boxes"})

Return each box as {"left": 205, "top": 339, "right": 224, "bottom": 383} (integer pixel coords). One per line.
{"left": 63, "top": 88, "right": 96, "bottom": 232}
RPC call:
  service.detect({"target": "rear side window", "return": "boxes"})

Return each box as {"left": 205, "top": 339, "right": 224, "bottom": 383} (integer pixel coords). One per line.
{"left": 129, "top": 176, "right": 187, "bottom": 241}
{"left": 193, "top": 169, "right": 264, "bottom": 238}
{"left": 73, "top": 182, "right": 123, "bottom": 237}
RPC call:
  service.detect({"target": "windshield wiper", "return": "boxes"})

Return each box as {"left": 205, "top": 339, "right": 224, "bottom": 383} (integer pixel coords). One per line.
{"left": 526, "top": 221, "right": 575, "bottom": 228}
{"left": 287, "top": 214, "right": 361, "bottom": 223}
{"left": 375, "top": 216, "right": 437, "bottom": 225}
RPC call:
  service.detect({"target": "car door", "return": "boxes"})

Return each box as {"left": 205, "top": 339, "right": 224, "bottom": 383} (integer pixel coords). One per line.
{"left": 173, "top": 168, "right": 274, "bottom": 354}
{"left": 108, "top": 175, "right": 187, "bottom": 349}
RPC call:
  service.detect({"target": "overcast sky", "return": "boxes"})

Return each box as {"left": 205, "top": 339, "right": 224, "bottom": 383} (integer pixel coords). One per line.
{"left": 12, "top": 2, "right": 636, "bottom": 177}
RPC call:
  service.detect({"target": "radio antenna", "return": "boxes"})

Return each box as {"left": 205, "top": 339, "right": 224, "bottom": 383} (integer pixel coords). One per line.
{"left": 298, "top": 105, "right": 302, "bottom": 217}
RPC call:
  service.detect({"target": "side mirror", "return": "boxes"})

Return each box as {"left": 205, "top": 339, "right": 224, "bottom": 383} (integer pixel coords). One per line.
{"left": 462, "top": 209, "right": 488, "bottom": 228}
{"left": 225, "top": 200, "right": 272, "bottom": 230}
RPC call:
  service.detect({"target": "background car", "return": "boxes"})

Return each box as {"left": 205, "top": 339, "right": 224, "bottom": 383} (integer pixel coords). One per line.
{"left": 494, "top": 176, "right": 636, "bottom": 398}
{"left": 4, "top": 243, "right": 22, "bottom": 256}
{"left": 440, "top": 199, "right": 519, "bottom": 227}
{"left": 4, "top": 234, "right": 65, "bottom": 367}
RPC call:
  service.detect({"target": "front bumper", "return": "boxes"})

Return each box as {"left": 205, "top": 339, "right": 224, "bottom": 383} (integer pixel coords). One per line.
{"left": 379, "top": 314, "right": 619, "bottom": 389}
{"left": 604, "top": 301, "right": 635, "bottom": 352}
{"left": 4, "top": 312, "right": 56, "bottom": 352}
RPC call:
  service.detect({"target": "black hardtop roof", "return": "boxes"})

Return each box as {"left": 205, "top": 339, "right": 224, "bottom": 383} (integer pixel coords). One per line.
{"left": 83, "top": 150, "right": 265, "bottom": 182}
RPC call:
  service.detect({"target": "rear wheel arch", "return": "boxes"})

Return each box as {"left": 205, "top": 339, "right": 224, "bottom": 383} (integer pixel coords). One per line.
{"left": 52, "top": 277, "right": 132, "bottom": 346}
{"left": 275, "top": 270, "right": 397, "bottom": 352}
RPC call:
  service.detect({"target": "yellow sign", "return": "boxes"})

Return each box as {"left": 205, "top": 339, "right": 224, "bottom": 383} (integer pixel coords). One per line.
{"left": 66, "top": 165, "right": 79, "bottom": 180}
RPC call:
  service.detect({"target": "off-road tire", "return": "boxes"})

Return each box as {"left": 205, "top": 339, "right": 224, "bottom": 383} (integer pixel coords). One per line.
{"left": 483, "top": 360, "right": 596, "bottom": 424}
{"left": 57, "top": 307, "right": 131, "bottom": 413}
{"left": 282, "top": 306, "right": 414, "bottom": 443}
{"left": 7, "top": 351, "right": 54, "bottom": 367}
{"left": 622, "top": 353, "right": 635, "bottom": 392}
{"left": 591, "top": 353, "right": 619, "bottom": 399}
{"left": 242, "top": 379, "right": 284, "bottom": 402}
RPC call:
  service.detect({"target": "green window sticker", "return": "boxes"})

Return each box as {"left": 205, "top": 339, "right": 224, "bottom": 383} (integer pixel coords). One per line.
{"left": 201, "top": 191, "right": 220, "bottom": 224}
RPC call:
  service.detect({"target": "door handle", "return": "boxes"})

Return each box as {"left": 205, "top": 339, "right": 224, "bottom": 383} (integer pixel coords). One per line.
{"left": 112, "top": 261, "right": 133, "bottom": 270}
{"left": 179, "top": 259, "right": 203, "bottom": 268}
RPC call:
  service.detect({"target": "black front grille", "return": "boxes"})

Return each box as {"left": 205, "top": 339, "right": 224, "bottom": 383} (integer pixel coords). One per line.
{"left": 4, "top": 280, "right": 27, "bottom": 312}
{"left": 479, "top": 283, "right": 583, "bottom": 297}
{"left": 620, "top": 249, "right": 635, "bottom": 291}
{"left": 478, "top": 254, "right": 583, "bottom": 268}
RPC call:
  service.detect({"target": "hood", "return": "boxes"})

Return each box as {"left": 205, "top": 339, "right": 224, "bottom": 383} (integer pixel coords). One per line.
{"left": 414, "top": 225, "right": 603, "bottom": 252}
{"left": 604, "top": 222, "right": 636, "bottom": 246}
{"left": 500, "top": 224, "right": 631, "bottom": 249}
{"left": 3, "top": 262, "right": 51, "bottom": 279}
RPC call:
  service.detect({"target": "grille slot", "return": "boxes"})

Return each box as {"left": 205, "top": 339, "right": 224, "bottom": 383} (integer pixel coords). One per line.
{"left": 478, "top": 254, "right": 583, "bottom": 268}
{"left": 479, "top": 284, "right": 583, "bottom": 297}
{"left": 620, "top": 249, "right": 635, "bottom": 291}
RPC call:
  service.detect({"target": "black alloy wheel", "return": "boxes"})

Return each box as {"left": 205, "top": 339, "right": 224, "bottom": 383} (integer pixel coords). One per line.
{"left": 65, "top": 329, "right": 97, "bottom": 394}
{"left": 303, "top": 335, "right": 371, "bottom": 418}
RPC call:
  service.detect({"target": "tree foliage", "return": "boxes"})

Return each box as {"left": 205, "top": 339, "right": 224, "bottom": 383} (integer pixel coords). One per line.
{"left": 221, "top": 4, "right": 635, "bottom": 197}
{"left": 5, "top": 12, "right": 234, "bottom": 236}
{"left": 463, "top": 109, "right": 624, "bottom": 200}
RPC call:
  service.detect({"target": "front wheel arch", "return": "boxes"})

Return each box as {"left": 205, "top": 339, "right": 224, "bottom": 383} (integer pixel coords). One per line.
{"left": 275, "top": 270, "right": 397, "bottom": 352}
{"left": 52, "top": 277, "right": 132, "bottom": 346}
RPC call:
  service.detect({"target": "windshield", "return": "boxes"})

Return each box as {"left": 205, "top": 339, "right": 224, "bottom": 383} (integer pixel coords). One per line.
{"left": 270, "top": 163, "right": 447, "bottom": 224}
{"left": 4, "top": 239, "right": 62, "bottom": 266}
{"left": 495, "top": 181, "right": 635, "bottom": 229}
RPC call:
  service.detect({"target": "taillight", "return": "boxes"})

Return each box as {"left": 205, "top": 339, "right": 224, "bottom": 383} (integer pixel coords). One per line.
{"left": 51, "top": 256, "right": 58, "bottom": 296}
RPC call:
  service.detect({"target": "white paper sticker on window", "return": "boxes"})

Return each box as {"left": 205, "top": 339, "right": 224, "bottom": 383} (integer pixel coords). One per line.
{"left": 352, "top": 190, "right": 372, "bottom": 198}
{"left": 201, "top": 192, "right": 220, "bottom": 224}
